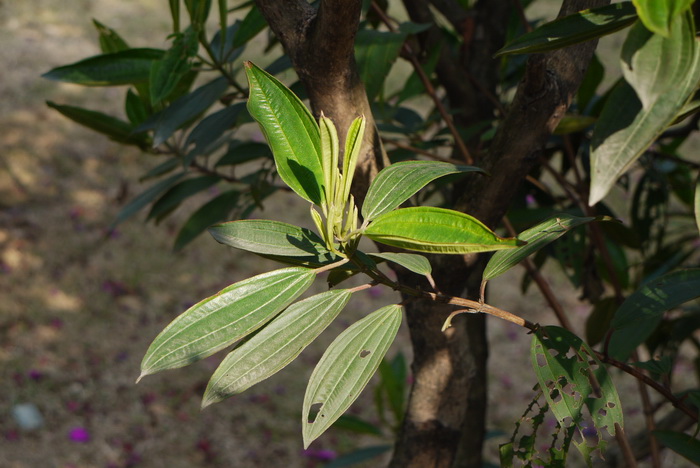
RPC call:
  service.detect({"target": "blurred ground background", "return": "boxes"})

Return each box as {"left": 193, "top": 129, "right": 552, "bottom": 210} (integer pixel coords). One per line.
{"left": 0, "top": 1, "right": 691, "bottom": 467}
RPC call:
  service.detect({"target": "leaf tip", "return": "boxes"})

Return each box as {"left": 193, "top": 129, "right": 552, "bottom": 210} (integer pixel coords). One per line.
{"left": 135, "top": 371, "right": 148, "bottom": 384}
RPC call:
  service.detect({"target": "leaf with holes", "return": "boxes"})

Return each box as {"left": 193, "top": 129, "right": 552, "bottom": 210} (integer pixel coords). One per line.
{"left": 531, "top": 326, "right": 623, "bottom": 463}
{"left": 302, "top": 304, "right": 403, "bottom": 448}
{"left": 362, "top": 161, "right": 485, "bottom": 221}
{"left": 202, "top": 289, "right": 352, "bottom": 407}
{"left": 364, "top": 207, "right": 521, "bottom": 254}
{"left": 139, "top": 267, "right": 316, "bottom": 380}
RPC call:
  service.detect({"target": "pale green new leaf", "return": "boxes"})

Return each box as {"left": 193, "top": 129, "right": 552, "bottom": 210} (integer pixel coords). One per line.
{"left": 496, "top": 2, "right": 637, "bottom": 56}
{"left": 245, "top": 61, "right": 323, "bottom": 204}
{"left": 202, "top": 289, "right": 352, "bottom": 407}
{"left": 208, "top": 219, "right": 331, "bottom": 257}
{"left": 139, "top": 267, "right": 315, "bottom": 379}
{"left": 483, "top": 214, "right": 609, "bottom": 280}
{"left": 589, "top": 13, "right": 700, "bottom": 205}
{"left": 633, "top": 0, "right": 694, "bottom": 36}
{"left": 369, "top": 252, "right": 431, "bottom": 276}
{"left": 319, "top": 115, "right": 339, "bottom": 205}
{"left": 362, "top": 161, "right": 485, "bottom": 221}
{"left": 532, "top": 326, "right": 623, "bottom": 463}
{"left": 302, "top": 304, "right": 403, "bottom": 448}
{"left": 608, "top": 268, "right": 700, "bottom": 361}
{"left": 341, "top": 117, "right": 366, "bottom": 203}
{"left": 364, "top": 207, "right": 521, "bottom": 254}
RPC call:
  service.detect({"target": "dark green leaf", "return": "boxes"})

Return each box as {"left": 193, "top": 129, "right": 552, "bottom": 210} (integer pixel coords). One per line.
{"left": 139, "top": 266, "right": 315, "bottom": 378}
{"left": 93, "top": 19, "right": 130, "bottom": 53}
{"left": 633, "top": 0, "right": 694, "bottom": 36}
{"left": 324, "top": 445, "right": 392, "bottom": 468}
{"left": 210, "top": 21, "right": 244, "bottom": 63}
{"left": 364, "top": 207, "right": 521, "bottom": 254}
{"left": 362, "top": 161, "right": 485, "bottom": 221}
{"left": 496, "top": 3, "right": 637, "bottom": 57}
{"left": 609, "top": 269, "right": 700, "bottom": 361}
{"left": 112, "top": 172, "right": 186, "bottom": 227}
{"left": 369, "top": 252, "right": 431, "bottom": 276}
{"left": 244, "top": 61, "right": 323, "bottom": 204}
{"left": 147, "top": 175, "right": 220, "bottom": 222}
{"left": 216, "top": 141, "right": 272, "bottom": 166}
{"left": 150, "top": 27, "right": 199, "bottom": 106}
{"left": 577, "top": 53, "right": 604, "bottom": 111}
{"left": 653, "top": 430, "right": 700, "bottom": 464}
{"left": 140, "top": 158, "right": 180, "bottom": 181}
{"left": 695, "top": 174, "right": 700, "bottom": 235}
{"left": 202, "top": 289, "right": 352, "bottom": 406}
{"left": 125, "top": 89, "right": 150, "bottom": 125}
{"left": 185, "top": 103, "right": 245, "bottom": 155}
{"left": 585, "top": 297, "right": 617, "bottom": 346}
{"left": 332, "top": 415, "right": 383, "bottom": 437}
{"left": 232, "top": 5, "right": 267, "bottom": 49}
{"left": 355, "top": 30, "right": 405, "bottom": 101}
{"left": 42, "top": 48, "right": 164, "bottom": 86}
{"left": 174, "top": 189, "right": 239, "bottom": 251}
{"left": 302, "top": 304, "right": 403, "bottom": 448}
{"left": 632, "top": 356, "right": 673, "bottom": 375}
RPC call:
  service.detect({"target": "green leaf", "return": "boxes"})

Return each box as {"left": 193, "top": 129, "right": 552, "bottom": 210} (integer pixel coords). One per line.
{"left": 136, "top": 77, "right": 229, "bottom": 146}
{"left": 147, "top": 175, "right": 220, "bottom": 223}
{"left": 694, "top": 174, "right": 700, "bottom": 235}
{"left": 362, "top": 161, "right": 485, "bottom": 221}
{"left": 369, "top": 252, "right": 431, "bottom": 276}
{"left": 185, "top": 103, "right": 245, "bottom": 156}
{"left": 654, "top": 430, "right": 700, "bottom": 464}
{"left": 608, "top": 268, "right": 700, "bottom": 361}
{"left": 139, "top": 267, "right": 316, "bottom": 379}
{"left": 232, "top": 5, "right": 267, "bottom": 49}
{"left": 150, "top": 27, "right": 199, "bottom": 106}
{"left": 324, "top": 445, "right": 393, "bottom": 468}
{"left": 589, "top": 13, "right": 700, "bottom": 205}
{"left": 174, "top": 189, "right": 239, "bottom": 251}
{"left": 355, "top": 29, "right": 405, "bottom": 101}
{"left": 215, "top": 141, "right": 273, "bottom": 166}
{"left": 495, "top": 3, "right": 637, "bottom": 57}
{"left": 332, "top": 415, "right": 383, "bottom": 436}
{"left": 633, "top": 0, "right": 694, "bottom": 36}
{"left": 42, "top": 48, "right": 164, "bottom": 86}
{"left": 112, "top": 172, "right": 187, "bottom": 228}
{"left": 244, "top": 61, "right": 323, "bottom": 204}
{"left": 364, "top": 207, "right": 521, "bottom": 254}
{"left": 208, "top": 219, "right": 332, "bottom": 257}
{"left": 632, "top": 356, "right": 673, "bottom": 375}
{"left": 302, "top": 304, "right": 403, "bottom": 448}
{"left": 531, "top": 326, "right": 623, "bottom": 463}
{"left": 93, "top": 19, "right": 130, "bottom": 53}
{"left": 202, "top": 289, "right": 352, "bottom": 406}
{"left": 46, "top": 101, "right": 148, "bottom": 147}
{"left": 125, "top": 89, "right": 150, "bottom": 126}
{"left": 483, "top": 214, "right": 608, "bottom": 281}
{"left": 377, "top": 353, "right": 407, "bottom": 424}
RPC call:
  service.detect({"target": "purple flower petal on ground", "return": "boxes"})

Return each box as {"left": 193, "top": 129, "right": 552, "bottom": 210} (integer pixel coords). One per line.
{"left": 301, "top": 449, "right": 337, "bottom": 462}
{"left": 27, "top": 369, "right": 43, "bottom": 381}
{"left": 69, "top": 426, "right": 91, "bottom": 443}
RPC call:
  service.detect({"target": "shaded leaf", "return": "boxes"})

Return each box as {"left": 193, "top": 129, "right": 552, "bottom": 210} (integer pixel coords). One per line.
{"left": 362, "top": 161, "right": 485, "bottom": 221}
{"left": 93, "top": 19, "right": 130, "bottom": 53}
{"left": 216, "top": 141, "right": 272, "bottom": 166}
{"left": 695, "top": 174, "right": 700, "bottom": 235}
{"left": 42, "top": 48, "right": 164, "bottom": 86}
{"left": 302, "top": 304, "right": 403, "bottom": 448}
{"left": 139, "top": 267, "right": 315, "bottom": 378}
{"left": 332, "top": 415, "right": 383, "bottom": 437}
{"left": 112, "top": 172, "right": 186, "bottom": 227}
{"left": 483, "top": 214, "right": 607, "bottom": 280}
{"left": 496, "top": 3, "right": 637, "bottom": 56}
{"left": 324, "top": 445, "right": 392, "bottom": 468}
{"left": 209, "top": 219, "right": 331, "bottom": 257}
{"left": 355, "top": 29, "right": 405, "bottom": 101}
{"left": 150, "top": 27, "right": 199, "bottom": 106}
{"left": 125, "top": 88, "right": 149, "bottom": 126}
{"left": 653, "top": 430, "right": 700, "bottom": 464}
{"left": 364, "top": 207, "right": 521, "bottom": 254}
{"left": 185, "top": 103, "right": 245, "bottom": 156}
{"left": 589, "top": 13, "right": 700, "bottom": 204}
{"left": 633, "top": 0, "right": 694, "bottom": 36}
{"left": 232, "top": 5, "right": 267, "bottom": 49}
{"left": 202, "top": 289, "right": 352, "bottom": 406}
{"left": 632, "top": 356, "right": 673, "bottom": 375}
{"left": 174, "top": 189, "right": 239, "bottom": 251}
{"left": 369, "top": 252, "right": 431, "bottom": 276}
{"left": 147, "top": 175, "right": 220, "bottom": 222}
{"left": 608, "top": 268, "right": 700, "bottom": 361}
{"left": 245, "top": 61, "right": 323, "bottom": 204}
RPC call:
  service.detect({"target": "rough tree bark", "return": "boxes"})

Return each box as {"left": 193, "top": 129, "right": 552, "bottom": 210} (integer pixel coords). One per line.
{"left": 254, "top": 0, "right": 607, "bottom": 466}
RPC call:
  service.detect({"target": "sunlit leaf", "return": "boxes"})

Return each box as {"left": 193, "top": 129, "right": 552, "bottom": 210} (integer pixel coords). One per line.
{"left": 355, "top": 30, "right": 405, "bottom": 101}
{"left": 483, "top": 214, "right": 608, "bottom": 280}
{"left": 531, "top": 326, "right": 623, "bottom": 463}
{"left": 302, "top": 304, "right": 403, "bottom": 448}
{"left": 202, "top": 289, "right": 352, "bottom": 406}
{"left": 495, "top": 3, "right": 637, "bottom": 57}
{"left": 139, "top": 267, "right": 315, "bottom": 379}
{"left": 633, "top": 0, "right": 694, "bottom": 36}
{"left": 245, "top": 61, "right": 323, "bottom": 204}
{"left": 608, "top": 268, "right": 700, "bottom": 361}
{"left": 362, "top": 161, "right": 485, "bottom": 221}
{"left": 589, "top": 13, "right": 700, "bottom": 205}
{"left": 174, "top": 189, "right": 239, "bottom": 251}
{"left": 42, "top": 48, "right": 164, "bottom": 86}
{"left": 369, "top": 252, "right": 431, "bottom": 276}
{"left": 653, "top": 430, "right": 700, "bottom": 464}
{"left": 364, "top": 207, "right": 521, "bottom": 254}
{"left": 209, "top": 219, "right": 331, "bottom": 257}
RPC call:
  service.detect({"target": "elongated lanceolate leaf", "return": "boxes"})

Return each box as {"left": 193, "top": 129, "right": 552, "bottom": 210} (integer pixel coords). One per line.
{"left": 532, "top": 326, "right": 623, "bottom": 462}
{"left": 362, "top": 161, "right": 485, "bottom": 221}
{"left": 483, "top": 214, "right": 608, "bottom": 280}
{"left": 42, "top": 48, "right": 164, "bottom": 86}
{"left": 496, "top": 3, "right": 637, "bottom": 57}
{"left": 355, "top": 29, "right": 405, "bottom": 101}
{"left": 209, "top": 219, "right": 331, "bottom": 257}
{"left": 302, "top": 304, "right": 402, "bottom": 448}
{"left": 653, "top": 430, "right": 700, "bottom": 464}
{"left": 245, "top": 62, "right": 323, "bottom": 204}
{"left": 139, "top": 267, "right": 315, "bottom": 379}
{"left": 147, "top": 175, "right": 220, "bottom": 222}
{"left": 364, "top": 207, "right": 520, "bottom": 254}
{"left": 112, "top": 172, "right": 187, "bottom": 228}
{"left": 202, "top": 289, "right": 353, "bottom": 407}
{"left": 93, "top": 19, "right": 130, "bottom": 53}
{"left": 174, "top": 189, "right": 239, "bottom": 251}
{"left": 369, "top": 252, "right": 431, "bottom": 276}
{"left": 694, "top": 173, "right": 700, "bottom": 235}
{"left": 150, "top": 27, "right": 199, "bottom": 106}
{"left": 633, "top": 0, "right": 694, "bottom": 36}
{"left": 589, "top": 13, "right": 700, "bottom": 205}
{"left": 608, "top": 268, "right": 700, "bottom": 361}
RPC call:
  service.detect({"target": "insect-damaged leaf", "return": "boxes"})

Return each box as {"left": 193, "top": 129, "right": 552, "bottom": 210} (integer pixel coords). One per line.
{"left": 302, "top": 304, "right": 402, "bottom": 448}
{"left": 531, "top": 326, "right": 623, "bottom": 464}
{"left": 364, "top": 207, "right": 521, "bottom": 254}
{"left": 202, "top": 289, "right": 352, "bottom": 406}
{"left": 139, "top": 267, "right": 315, "bottom": 379}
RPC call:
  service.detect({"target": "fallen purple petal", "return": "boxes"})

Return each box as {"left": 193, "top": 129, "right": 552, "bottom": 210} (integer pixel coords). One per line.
{"left": 301, "top": 449, "right": 337, "bottom": 462}
{"left": 69, "top": 427, "right": 91, "bottom": 443}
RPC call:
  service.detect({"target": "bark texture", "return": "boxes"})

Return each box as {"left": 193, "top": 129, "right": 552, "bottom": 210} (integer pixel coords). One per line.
{"left": 255, "top": 0, "right": 607, "bottom": 466}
